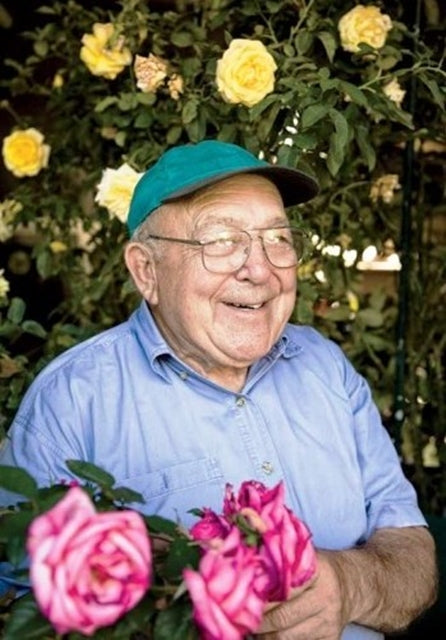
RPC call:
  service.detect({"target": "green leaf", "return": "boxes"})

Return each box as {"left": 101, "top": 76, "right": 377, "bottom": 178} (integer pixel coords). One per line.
{"left": 357, "top": 308, "right": 384, "bottom": 328}
{"left": 0, "top": 466, "right": 38, "bottom": 498}
{"left": 94, "top": 96, "right": 118, "bottom": 112}
{"left": 33, "top": 40, "right": 48, "bottom": 58}
{"left": 110, "top": 486, "right": 145, "bottom": 504}
{"left": 340, "top": 81, "right": 368, "bottom": 107}
{"left": 166, "top": 125, "right": 183, "bottom": 145}
{"left": 170, "top": 31, "right": 193, "bottom": 47}
{"left": 6, "top": 297, "right": 26, "bottom": 324}
{"left": 146, "top": 514, "right": 180, "bottom": 537}
{"left": 294, "top": 30, "right": 313, "bottom": 55}
{"left": 153, "top": 600, "right": 196, "bottom": 640}
{"left": 317, "top": 31, "right": 337, "bottom": 63}
{"left": 301, "top": 104, "right": 330, "bottom": 129}
{"left": 182, "top": 99, "right": 198, "bottom": 125}
{"left": 65, "top": 460, "right": 115, "bottom": 487}
{"left": 327, "top": 108, "right": 349, "bottom": 175}
{"left": 21, "top": 320, "right": 47, "bottom": 339}
{"left": 418, "top": 74, "right": 445, "bottom": 109}
{"left": 163, "top": 538, "right": 200, "bottom": 580}
{"left": 355, "top": 124, "right": 376, "bottom": 171}
{"left": 3, "top": 593, "right": 53, "bottom": 640}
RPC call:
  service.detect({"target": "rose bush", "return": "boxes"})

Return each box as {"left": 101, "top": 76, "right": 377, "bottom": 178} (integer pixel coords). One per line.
{"left": 1, "top": 128, "right": 50, "bottom": 178}
{"left": 27, "top": 485, "right": 152, "bottom": 636}
{"left": 216, "top": 39, "right": 277, "bottom": 107}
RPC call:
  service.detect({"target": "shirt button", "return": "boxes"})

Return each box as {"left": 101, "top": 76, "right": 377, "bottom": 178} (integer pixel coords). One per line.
{"left": 261, "top": 461, "right": 274, "bottom": 474}
{"left": 179, "top": 371, "right": 188, "bottom": 380}
{"left": 235, "top": 396, "right": 246, "bottom": 407}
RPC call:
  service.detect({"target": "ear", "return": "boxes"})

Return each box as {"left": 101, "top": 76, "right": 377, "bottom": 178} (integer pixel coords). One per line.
{"left": 124, "top": 242, "right": 159, "bottom": 305}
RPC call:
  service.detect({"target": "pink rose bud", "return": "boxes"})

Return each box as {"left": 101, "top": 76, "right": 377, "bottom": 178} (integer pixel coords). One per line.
{"left": 184, "top": 527, "right": 266, "bottom": 640}
{"left": 189, "top": 507, "right": 231, "bottom": 546}
{"left": 27, "top": 486, "right": 152, "bottom": 636}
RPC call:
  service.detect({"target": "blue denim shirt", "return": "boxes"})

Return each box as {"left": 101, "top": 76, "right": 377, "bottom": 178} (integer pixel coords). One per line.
{"left": 0, "top": 301, "right": 426, "bottom": 639}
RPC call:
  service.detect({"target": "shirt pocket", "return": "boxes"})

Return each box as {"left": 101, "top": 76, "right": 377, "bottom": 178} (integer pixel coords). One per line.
{"left": 122, "top": 457, "right": 225, "bottom": 524}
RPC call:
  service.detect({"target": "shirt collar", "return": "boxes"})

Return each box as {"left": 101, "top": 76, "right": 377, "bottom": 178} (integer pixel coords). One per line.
{"left": 129, "top": 301, "right": 304, "bottom": 381}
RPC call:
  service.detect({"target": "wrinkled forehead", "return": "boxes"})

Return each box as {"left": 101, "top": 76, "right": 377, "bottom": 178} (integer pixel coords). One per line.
{"left": 162, "top": 174, "right": 287, "bottom": 232}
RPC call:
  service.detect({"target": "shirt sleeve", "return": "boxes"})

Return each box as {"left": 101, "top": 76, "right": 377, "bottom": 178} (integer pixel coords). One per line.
{"left": 326, "top": 337, "right": 428, "bottom": 535}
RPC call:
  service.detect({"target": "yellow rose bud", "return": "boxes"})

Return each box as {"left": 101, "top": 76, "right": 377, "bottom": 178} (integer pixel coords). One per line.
{"left": 49, "top": 241, "right": 68, "bottom": 254}
{"left": 216, "top": 39, "right": 277, "bottom": 108}
{"left": 52, "top": 73, "right": 64, "bottom": 88}
{"left": 168, "top": 73, "right": 184, "bottom": 100}
{"left": 2, "top": 128, "right": 50, "bottom": 178}
{"left": 0, "top": 269, "right": 10, "bottom": 298}
{"left": 95, "top": 163, "right": 143, "bottom": 223}
{"left": 338, "top": 5, "right": 392, "bottom": 53}
{"left": 80, "top": 22, "right": 132, "bottom": 80}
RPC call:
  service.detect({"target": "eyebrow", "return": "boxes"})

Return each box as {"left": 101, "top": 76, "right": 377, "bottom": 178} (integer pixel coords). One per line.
{"left": 196, "top": 215, "right": 290, "bottom": 230}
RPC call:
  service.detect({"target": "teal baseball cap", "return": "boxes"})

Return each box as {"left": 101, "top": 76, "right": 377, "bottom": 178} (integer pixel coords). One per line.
{"left": 127, "top": 140, "right": 319, "bottom": 235}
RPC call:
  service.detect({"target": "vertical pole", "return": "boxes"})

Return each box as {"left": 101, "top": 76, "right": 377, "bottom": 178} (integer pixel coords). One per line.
{"left": 393, "top": 0, "right": 422, "bottom": 449}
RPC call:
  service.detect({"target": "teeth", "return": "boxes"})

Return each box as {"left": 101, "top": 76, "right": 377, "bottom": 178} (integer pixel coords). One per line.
{"left": 231, "top": 303, "right": 262, "bottom": 309}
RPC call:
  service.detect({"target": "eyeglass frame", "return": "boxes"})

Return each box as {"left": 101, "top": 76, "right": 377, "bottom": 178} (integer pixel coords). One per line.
{"left": 140, "top": 225, "right": 310, "bottom": 274}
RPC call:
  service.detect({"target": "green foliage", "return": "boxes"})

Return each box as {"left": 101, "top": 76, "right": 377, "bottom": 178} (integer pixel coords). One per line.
{"left": 0, "top": 0, "right": 444, "bottom": 513}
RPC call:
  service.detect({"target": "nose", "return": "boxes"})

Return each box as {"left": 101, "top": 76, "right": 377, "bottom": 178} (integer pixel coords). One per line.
{"left": 235, "top": 235, "right": 272, "bottom": 282}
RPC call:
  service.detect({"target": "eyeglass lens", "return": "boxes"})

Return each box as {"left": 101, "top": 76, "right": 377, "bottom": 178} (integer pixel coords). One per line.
{"left": 201, "top": 228, "right": 305, "bottom": 274}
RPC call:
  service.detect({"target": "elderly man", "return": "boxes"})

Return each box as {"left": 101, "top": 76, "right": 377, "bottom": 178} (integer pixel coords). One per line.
{"left": 0, "top": 141, "right": 437, "bottom": 639}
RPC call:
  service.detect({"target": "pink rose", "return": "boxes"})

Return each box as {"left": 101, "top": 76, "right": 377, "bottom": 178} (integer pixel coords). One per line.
{"left": 224, "top": 481, "right": 317, "bottom": 601}
{"left": 189, "top": 507, "right": 231, "bottom": 547}
{"left": 27, "top": 487, "right": 152, "bottom": 636}
{"left": 183, "top": 527, "right": 266, "bottom": 640}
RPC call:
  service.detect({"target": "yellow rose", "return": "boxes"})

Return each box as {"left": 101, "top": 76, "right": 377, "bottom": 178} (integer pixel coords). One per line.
{"left": 2, "top": 128, "right": 50, "bottom": 178}
{"left": 80, "top": 23, "right": 132, "bottom": 80}
{"left": 383, "top": 78, "right": 406, "bottom": 107}
{"left": 369, "top": 174, "right": 401, "bottom": 203}
{"left": 134, "top": 54, "right": 168, "bottom": 92}
{"left": 216, "top": 39, "right": 277, "bottom": 107}
{"left": 338, "top": 5, "right": 392, "bottom": 53}
{"left": 167, "top": 73, "right": 184, "bottom": 100}
{"left": 95, "top": 163, "right": 143, "bottom": 223}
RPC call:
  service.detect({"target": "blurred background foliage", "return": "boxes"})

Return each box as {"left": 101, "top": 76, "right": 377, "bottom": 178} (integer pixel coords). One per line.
{"left": 0, "top": 0, "right": 444, "bottom": 516}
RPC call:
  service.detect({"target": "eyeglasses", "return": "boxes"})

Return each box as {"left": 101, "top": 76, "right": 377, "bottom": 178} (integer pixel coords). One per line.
{"left": 143, "top": 226, "right": 309, "bottom": 274}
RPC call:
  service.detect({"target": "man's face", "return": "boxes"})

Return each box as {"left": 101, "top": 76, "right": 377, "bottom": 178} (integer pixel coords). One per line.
{"left": 148, "top": 174, "right": 297, "bottom": 386}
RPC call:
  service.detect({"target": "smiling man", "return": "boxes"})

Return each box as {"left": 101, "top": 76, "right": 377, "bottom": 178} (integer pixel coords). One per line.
{"left": 0, "top": 141, "right": 437, "bottom": 639}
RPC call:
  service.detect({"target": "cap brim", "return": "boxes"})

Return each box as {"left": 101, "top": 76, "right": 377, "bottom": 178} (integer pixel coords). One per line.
{"left": 163, "top": 165, "right": 319, "bottom": 207}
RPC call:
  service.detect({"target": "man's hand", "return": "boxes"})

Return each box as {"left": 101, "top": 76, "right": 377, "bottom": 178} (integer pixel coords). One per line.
{"left": 257, "top": 526, "right": 438, "bottom": 639}
{"left": 257, "top": 553, "right": 345, "bottom": 640}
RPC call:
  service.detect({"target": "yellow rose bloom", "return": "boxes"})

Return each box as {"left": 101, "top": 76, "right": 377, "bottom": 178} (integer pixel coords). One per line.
{"left": 383, "top": 78, "right": 406, "bottom": 107}
{"left": 216, "top": 39, "right": 277, "bottom": 108}
{"left": 134, "top": 53, "right": 168, "bottom": 92}
{"left": 2, "top": 128, "right": 50, "bottom": 178}
{"left": 338, "top": 5, "right": 392, "bottom": 53}
{"left": 80, "top": 23, "right": 132, "bottom": 80}
{"left": 95, "top": 163, "right": 143, "bottom": 223}
{"left": 369, "top": 174, "right": 401, "bottom": 203}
